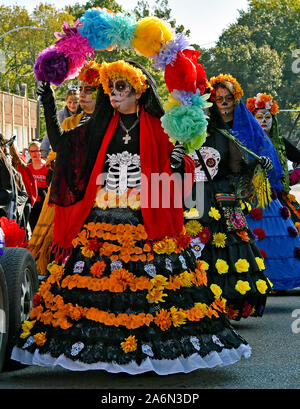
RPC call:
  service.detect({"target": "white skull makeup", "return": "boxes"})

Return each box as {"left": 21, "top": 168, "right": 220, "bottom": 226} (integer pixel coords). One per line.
{"left": 255, "top": 108, "right": 273, "bottom": 133}
{"left": 189, "top": 147, "right": 221, "bottom": 182}
{"left": 108, "top": 78, "right": 140, "bottom": 113}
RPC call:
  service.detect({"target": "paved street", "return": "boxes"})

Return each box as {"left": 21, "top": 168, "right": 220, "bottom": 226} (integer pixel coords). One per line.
{"left": 0, "top": 289, "right": 299, "bottom": 390}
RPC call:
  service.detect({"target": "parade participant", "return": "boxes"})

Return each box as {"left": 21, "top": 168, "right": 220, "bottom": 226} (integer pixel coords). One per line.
{"left": 246, "top": 93, "right": 300, "bottom": 222}
{"left": 40, "top": 89, "right": 81, "bottom": 157}
{"left": 12, "top": 59, "right": 252, "bottom": 374}
{"left": 209, "top": 74, "right": 300, "bottom": 292}
{"left": 184, "top": 86, "right": 274, "bottom": 321}
{"left": 26, "top": 141, "right": 48, "bottom": 231}
{"left": 29, "top": 61, "right": 100, "bottom": 277}
{"left": 0, "top": 135, "right": 29, "bottom": 229}
{"left": 245, "top": 93, "right": 300, "bottom": 290}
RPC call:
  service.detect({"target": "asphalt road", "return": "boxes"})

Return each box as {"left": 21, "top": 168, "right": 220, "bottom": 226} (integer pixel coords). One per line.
{"left": 0, "top": 289, "right": 299, "bottom": 390}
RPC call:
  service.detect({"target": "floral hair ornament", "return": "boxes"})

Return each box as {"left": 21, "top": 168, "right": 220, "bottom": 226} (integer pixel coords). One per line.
{"left": 99, "top": 60, "right": 149, "bottom": 95}
{"left": 246, "top": 93, "right": 279, "bottom": 116}
{"left": 209, "top": 73, "right": 244, "bottom": 101}
{"left": 78, "top": 60, "right": 102, "bottom": 88}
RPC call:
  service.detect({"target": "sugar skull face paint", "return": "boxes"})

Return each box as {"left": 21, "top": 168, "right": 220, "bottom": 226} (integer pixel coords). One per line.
{"left": 255, "top": 108, "right": 273, "bottom": 133}
{"left": 108, "top": 78, "right": 140, "bottom": 114}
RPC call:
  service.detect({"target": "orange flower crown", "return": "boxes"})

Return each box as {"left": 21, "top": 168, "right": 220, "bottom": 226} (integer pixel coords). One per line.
{"left": 246, "top": 93, "right": 279, "bottom": 115}
{"left": 209, "top": 73, "right": 244, "bottom": 101}
{"left": 78, "top": 60, "right": 102, "bottom": 88}
{"left": 99, "top": 60, "right": 149, "bottom": 95}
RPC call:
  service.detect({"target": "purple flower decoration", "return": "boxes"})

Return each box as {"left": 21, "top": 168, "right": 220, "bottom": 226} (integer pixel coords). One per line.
{"left": 34, "top": 46, "right": 69, "bottom": 86}
{"left": 288, "top": 226, "right": 298, "bottom": 237}
{"left": 153, "top": 33, "right": 190, "bottom": 70}
{"left": 54, "top": 19, "right": 82, "bottom": 39}
{"left": 280, "top": 206, "right": 290, "bottom": 220}
{"left": 294, "top": 247, "right": 300, "bottom": 260}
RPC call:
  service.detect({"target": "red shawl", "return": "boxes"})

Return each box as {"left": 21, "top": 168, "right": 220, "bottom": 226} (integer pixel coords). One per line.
{"left": 51, "top": 109, "right": 194, "bottom": 260}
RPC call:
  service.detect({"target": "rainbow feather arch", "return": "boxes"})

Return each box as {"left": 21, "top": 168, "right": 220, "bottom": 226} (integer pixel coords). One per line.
{"left": 34, "top": 7, "right": 212, "bottom": 152}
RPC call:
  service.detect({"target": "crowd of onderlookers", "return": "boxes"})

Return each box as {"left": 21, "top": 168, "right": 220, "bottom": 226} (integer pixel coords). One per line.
{"left": 0, "top": 89, "right": 81, "bottom": 238}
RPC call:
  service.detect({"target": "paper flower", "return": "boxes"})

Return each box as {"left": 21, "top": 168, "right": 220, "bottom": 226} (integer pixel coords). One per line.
{"left": 235, "top": 258, "right": 250, "bottom": 273}
{"left": 161, "top": 104, "right": 208, "bottom": 144}
{"left": 235, "top": 280, "right": 251, "bottom": 295}
{"left": 280, "top": 206, "right": 290, "bottom": 220}
{"left": 78, "top": 7, "right": 115, "bottom": 50}
{"left": 34, "top": 46, "right": 69, "bottom": 86}
{"left": 215, "top": 259, "right": 229, "bottom": 274}
{"left": 253, "top": 227, "right": 266, "bottom": 241}
{"left": 153, "top": 33, "right": 190, "bottom": 70}
{"left": 256, "top": 279, "right": 268, "bottom": 294}
{"left": 208, "top": 207, "right": 221, "bottom": 220}
{"left": 249, "top": 208, "right": 263, "bottom": 220}
{"left": 255, "top": 257, "right": 265, "bottom": 271}
{"left": 105, "top": 13, "right": 137, "bottom": 48}
{"left": 210, "top": 284, "right": 223, "bottom": 299}
{"left": 132, "top": 16, "right": 174, "bottom": 57}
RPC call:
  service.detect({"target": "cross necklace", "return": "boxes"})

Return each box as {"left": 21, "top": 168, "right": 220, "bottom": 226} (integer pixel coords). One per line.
{"left": 119, "top": 116, "right": 140, "bottom": 144}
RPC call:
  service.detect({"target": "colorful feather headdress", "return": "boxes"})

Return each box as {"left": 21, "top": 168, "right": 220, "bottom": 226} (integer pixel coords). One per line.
{"left": 34, "top": 7, "right": 212, "bottom": 153}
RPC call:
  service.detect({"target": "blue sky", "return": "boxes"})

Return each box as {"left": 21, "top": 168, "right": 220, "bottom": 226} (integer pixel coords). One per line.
{"left": 2, "top": 0, "right": 249, "bottom": 47}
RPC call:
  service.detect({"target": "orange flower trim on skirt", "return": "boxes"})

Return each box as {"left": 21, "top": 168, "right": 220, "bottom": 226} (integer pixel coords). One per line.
{"left": 60, "top": 261, "right": 208, "bottom": 297}
{"left": 28, "top": 261, "right": 213, "bottom": 331}
{"left": 30, "top": 297, "right": 222, "bottom": 332}
{"left": 72, "top": 222, "right": 191, "bottom": 262}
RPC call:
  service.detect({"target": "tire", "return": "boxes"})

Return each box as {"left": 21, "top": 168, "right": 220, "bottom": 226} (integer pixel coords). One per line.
{"left": 0, "top": 264, "right": 9, "bottom": 372}
{"left": 0, "top": 247, "right": 38, "bottom": 366}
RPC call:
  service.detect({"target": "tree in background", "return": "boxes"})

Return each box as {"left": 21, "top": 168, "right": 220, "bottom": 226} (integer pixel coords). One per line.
{"left": 199, "top": 0, "right": 300, "bottom": 141}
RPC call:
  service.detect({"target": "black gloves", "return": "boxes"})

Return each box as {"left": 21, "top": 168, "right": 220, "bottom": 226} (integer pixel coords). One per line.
{"left": 36, "top": 81, "right": 54, "bottom": 103}
{"left": 170, "top": 144, "right": 186, "bottom": 170}
{"left": 260, "top": 156, "right": 273, "bottom": 171}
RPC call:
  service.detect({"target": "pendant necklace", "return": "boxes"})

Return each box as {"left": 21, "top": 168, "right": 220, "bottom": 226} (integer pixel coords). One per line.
{"left": 119, "top": 116, "right": 140, "bottom": 144}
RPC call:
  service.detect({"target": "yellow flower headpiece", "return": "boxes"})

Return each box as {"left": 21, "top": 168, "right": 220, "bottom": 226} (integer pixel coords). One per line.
{"left": 99, "top": 60, "right": 149, "bottom": 95}
{"left": 246, "top": 93, "right": 279, "bottom": 116}
{"left": 209, "top": 73, "right": 244, "bottom": 101}
{"left": 78, "top": 60, "right": 102, "bottom": 88}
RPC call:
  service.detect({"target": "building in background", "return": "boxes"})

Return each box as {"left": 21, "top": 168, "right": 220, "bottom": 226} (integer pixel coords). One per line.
{"left": 0, "top": 83, "right": 38, "bottom": 152}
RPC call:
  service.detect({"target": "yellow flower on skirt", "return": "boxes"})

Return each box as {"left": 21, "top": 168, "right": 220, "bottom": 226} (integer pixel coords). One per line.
{"left": 212, "top": 233, "right": 227, "bottom": 248}
{"left": 235, "top": 280, "right": 251, "bottom": 295}
{"left": 255, "top": 257, "right": 265, "bottom": 271}
{"left": 256, "top": 279, "right": 268, "bottom": 294}
{"left": 210, "top": 284, "right": 223, "bottom": 299}
{"left": 208, "top": 207, "right": 221, "bottom": 220}
{"left": 215, "top": 259, "right": 229, "bottom": 274}
{"left": 235, "top": 258, "right": 250, "bottom": 273}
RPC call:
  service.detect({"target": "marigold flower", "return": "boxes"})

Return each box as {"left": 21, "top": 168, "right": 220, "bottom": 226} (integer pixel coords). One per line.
{"left": 146, "top": 288, "right": 167, "bottom": 304}
{"left": 185, "top": 220, "right": 203, "bottom": 236}
{"left": 90, "top": 260, "right": 106, "bottom": 278}
{"left": 81, "top": 246, "right": 95, "bottom": 258}
{"left": 150, "top": 274, "right": 168, "bottom": 289}
{"left": 34, "top": 332, "right": 47, "bottom": 347}
{"left": 236, "top": 230, "right": 250, "bottom": 242}
{"left": 235, "top": 280, "right": 251, "bottom": 295}
{"left": 215, "top": 259, "right": 229, "bottom": 274}
{"left": 121, "top": 335, "right": 137, "bottom": 353}
{"left": 178, "top": 271, "right": 193, "bottom": 287}
{"left": 154, "top": 309, "right": 172, "bottom": 331}
{"left": 170, "top": 307, "right": 187, "bottom": 327}
{"left": 208, "top": 207, "right": 221, "bottom": 220}
{"left": 212, "top": 232, "right": 227, "bottom": 248}
{"left": 235, "top": 258, "right": 250, "bottom": 273}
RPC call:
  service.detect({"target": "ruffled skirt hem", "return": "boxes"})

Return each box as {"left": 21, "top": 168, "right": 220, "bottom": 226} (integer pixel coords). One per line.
{"left": 11, "top": 344, "right": 251, "bottom": 375}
